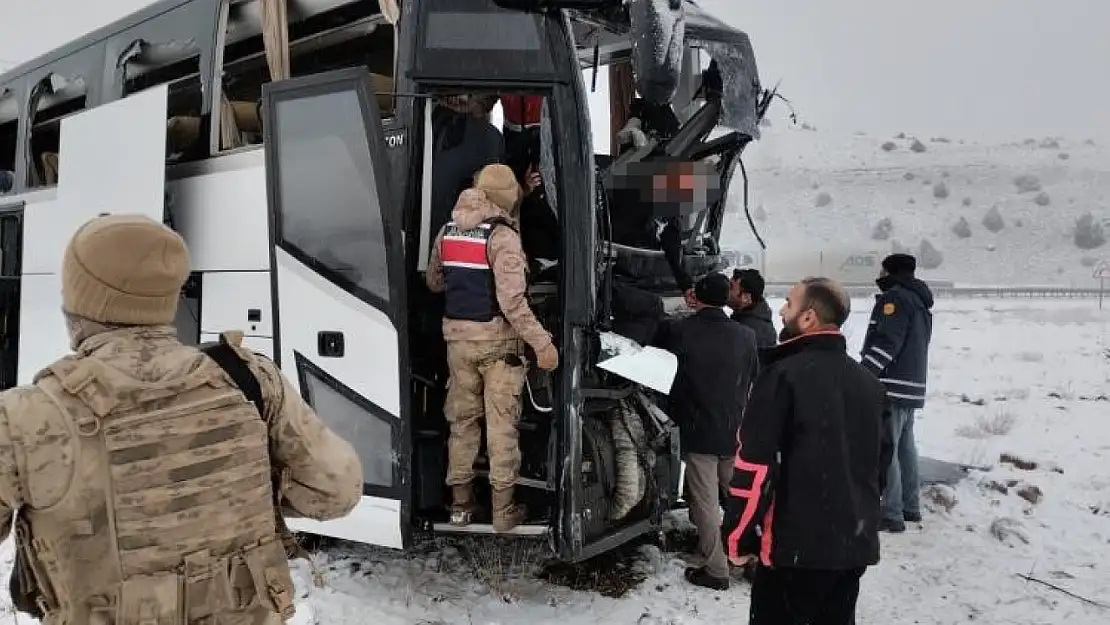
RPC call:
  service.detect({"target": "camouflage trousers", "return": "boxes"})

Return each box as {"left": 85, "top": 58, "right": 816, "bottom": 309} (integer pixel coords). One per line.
{"left": 444, "top": 339, "right": 527, "bottom": 491}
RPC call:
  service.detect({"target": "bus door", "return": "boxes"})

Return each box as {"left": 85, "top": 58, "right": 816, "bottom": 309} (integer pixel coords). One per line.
{"left": 260, "top": 68, "right": 412, "bottom": 549}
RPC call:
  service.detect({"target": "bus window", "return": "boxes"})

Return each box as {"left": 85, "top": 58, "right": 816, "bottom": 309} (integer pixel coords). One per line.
{"left": 26, "top": 73, "right": 88, "bottom": 188}
{"left": 0, "top": 87, "right": 16, "bottom": 194}
{"left": 119, "top": 39, "right": 205, "bottom": 164}
{"left": 219, "top": 0, "right": 397, "bottom": 152}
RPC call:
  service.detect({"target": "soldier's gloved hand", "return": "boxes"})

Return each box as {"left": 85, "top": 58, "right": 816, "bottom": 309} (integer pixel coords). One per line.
{"left": 536, "top": 343, "right": 559, "bottom": 371}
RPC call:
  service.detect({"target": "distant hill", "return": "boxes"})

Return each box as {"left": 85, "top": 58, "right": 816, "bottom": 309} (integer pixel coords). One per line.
{"left": 720, "top": 123, "right": 1110, "bottom": 287}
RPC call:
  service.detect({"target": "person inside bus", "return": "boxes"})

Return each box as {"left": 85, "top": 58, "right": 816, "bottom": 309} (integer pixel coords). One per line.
{"left": 429, "top": 94, "right": 505, "bottom": 242}
{"left": 504, "top": 133, "right": 560, "bottom": 275}
{"left": 421, "top": 94, "right": 506, "bottom": 388}
{"left": 425, "top": 164, "right": 559, "bottom": 533}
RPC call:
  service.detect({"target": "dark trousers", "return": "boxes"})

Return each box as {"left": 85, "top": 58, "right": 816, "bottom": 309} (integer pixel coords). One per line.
{"left": 749, "top": 565, "right": 865, "bottom": 625}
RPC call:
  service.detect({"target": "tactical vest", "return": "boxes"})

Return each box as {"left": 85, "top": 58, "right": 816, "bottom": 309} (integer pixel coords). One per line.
{"left": 19, "top": 349, "right": 294, "bottom": 625}
{"left": 441, "top": 217, "right": 515, "bottom": 322}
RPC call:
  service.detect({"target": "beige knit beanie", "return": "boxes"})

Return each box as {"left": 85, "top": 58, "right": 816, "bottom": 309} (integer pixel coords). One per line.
{"left": 474, "top": 164, "right": 522, "bottom": 214}
{"left": 61, "top": 214, "right": 191, "bottom": 325}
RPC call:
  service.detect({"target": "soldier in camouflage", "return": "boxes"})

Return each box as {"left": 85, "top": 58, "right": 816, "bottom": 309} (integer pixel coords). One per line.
{"left": 0, "top": 214, "right": 363, "bottom": 624}
{"left": 426, "top": 164, "right": 558, "bottom": 532}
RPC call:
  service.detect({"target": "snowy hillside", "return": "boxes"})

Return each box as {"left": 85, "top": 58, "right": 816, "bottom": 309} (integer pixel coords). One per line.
{"left": 3, "top": 297, "right": 1107, "bottom": 625}
{"left": 722, "top": 123, "right": 1110, "bottom": 287}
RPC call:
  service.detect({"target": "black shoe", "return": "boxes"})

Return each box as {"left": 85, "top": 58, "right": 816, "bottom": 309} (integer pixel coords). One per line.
{"left": 878, "top": 518, "right": 906, "bottom": 533}
{"left": 685, "top": 566, "right": 730, "bottom": 591}
{"left": 904, "top": 511, "right": 922, "bottom": 523}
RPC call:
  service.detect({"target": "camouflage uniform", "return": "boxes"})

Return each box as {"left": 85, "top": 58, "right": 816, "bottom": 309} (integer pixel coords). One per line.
{"left": 426, "top": 168, "right": 553, "bottom": 531}
{"left": 0, "top": 214, "right": 363, "bottom": 624}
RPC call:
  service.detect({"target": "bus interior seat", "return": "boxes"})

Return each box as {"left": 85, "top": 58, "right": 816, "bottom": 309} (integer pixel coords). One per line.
{"left": 167, "top": 116, "right": 202, "bottom": 154}
{"left": 41, "top": 152, "right": 59, "bottom": 186}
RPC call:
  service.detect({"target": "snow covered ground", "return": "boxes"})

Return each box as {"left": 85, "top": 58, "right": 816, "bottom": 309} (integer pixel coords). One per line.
{"left": 723, "top": 124, "right": 1110, "bottom": 287}
{"left": 2, "top": 295, "right": 1107, "bottom": 625}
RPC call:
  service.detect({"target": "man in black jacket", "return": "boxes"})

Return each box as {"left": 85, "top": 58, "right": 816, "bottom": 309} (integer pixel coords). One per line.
{"left": 861, "top": 253, "right": 934, "bottom": 533}
{"left": 654, "top": 272, "right": 759, "bottom": 591}
{"left": 730, "top": 268, "right": 778, "bottom": 348}
{"left": 724, "top": 277, "right": 891, "bottom": 624}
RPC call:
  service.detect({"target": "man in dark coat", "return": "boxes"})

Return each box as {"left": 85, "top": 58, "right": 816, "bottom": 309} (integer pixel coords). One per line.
{"left": 724, "top": 277, "right": 892, "bottom": 624}
{"left": 861, "top": 253, "right": 934, "bottom": 533}
{"left": 653, "top": 273, "right": 759, "bottom": 591}
{"left": 429, "top": 95, "right": 505, "bottom": 241}
{"left": 730, "top": 268, "right": 778, "bottom": 348}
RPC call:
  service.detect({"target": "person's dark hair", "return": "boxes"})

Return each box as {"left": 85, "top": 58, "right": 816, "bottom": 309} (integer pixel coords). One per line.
{"left": 800, "top": 277, "right": 850, "bottom": 327}
{"left": 882, "top": 253, "right": 916, "bottom": 276}
{"left": 732, "top": 268, "right": 765, "bottom": 300}
{"left": 694, "top": 272, "right": 731, "bottom": 307}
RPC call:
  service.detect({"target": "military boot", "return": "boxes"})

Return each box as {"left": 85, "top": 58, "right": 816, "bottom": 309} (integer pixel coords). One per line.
{"left": 492, "top": 486, "right": 527, "bottom": 533}
{"left": 449, "top": 484, "right": 478, "bottom": 526}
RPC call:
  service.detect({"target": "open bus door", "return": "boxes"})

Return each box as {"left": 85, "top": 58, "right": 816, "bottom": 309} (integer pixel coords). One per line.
{"left": 260, "top": 68, "right": 411, "bottom": 549}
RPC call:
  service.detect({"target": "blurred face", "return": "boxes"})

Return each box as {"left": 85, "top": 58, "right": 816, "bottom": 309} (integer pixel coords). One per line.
{"left": 683, "top": 288, "right": 698, "bottom": 309}
{"left": 778, "top": 283, "right": 822, "bottom": 341}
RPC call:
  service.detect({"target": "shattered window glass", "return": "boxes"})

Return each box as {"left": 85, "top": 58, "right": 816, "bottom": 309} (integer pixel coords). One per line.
{"left": 695, "top": 39, "right": 762, "bottom": 139}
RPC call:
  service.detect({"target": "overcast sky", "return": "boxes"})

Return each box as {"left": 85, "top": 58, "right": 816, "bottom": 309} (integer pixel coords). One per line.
{"left": 3, "top": 0, "right": 1109, "bottom": 142}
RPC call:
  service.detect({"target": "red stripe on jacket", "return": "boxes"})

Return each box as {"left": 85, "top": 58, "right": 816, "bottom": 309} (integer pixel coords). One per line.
{"left": 726, "top": 452, "right": 769, "bottom": 559}
{"left": 441, "top": 237, "right": 489, "bottom": 268}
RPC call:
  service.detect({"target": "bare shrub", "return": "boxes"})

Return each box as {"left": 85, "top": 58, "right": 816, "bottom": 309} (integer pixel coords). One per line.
{"left": 910, "top": 138, "right": 927, "bottom": 153}
{"left": 982, "top": 206, "right": 1005, "bottom": 232}
{"left": 990, "top": 517, "right": 1030, "bottom": 545}
{"left": 882, "top": 141, "right": 897, "bottom": 152}
{"left": 815, "top": 191, "right": 833, "bottom": 208}
{"left": 933, "top": 181, "right": 950, "bottom": 199}
{"left": 951, "top": 217, "right": 972, "bottom": 239}
{"left": 1033, "top": 191, "right": 1051, "bottom": 206}
{"left": 872, "top": 217, "right": 894, "bottom": 241}
{"left": 956, "top": 411, "right": 1017, "bottom": 439}
{"left": 462, "top": 536, "right": 548, "bottom": 600}
{"left": 917, "top": 238, "right": 944, "bottom": 269}
{"left": 923, "top": 484, "right": 958, "bottom": 513}
{"left": 1013, "top": 174, "right": 1042, "bottom": 193}
{"left": 1074, "top": 212, "right": 1106, "bottom": 250}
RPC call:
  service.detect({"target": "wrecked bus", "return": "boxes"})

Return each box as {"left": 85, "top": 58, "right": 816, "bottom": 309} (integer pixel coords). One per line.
{"left": 0, "top": 0, "right": 768, "bottom": 562}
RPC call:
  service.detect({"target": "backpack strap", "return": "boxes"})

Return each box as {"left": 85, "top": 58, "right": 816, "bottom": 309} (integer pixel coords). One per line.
{"left": 198, "top": 335, "right": 306, "bottom": 559}
{"left": 483, "top": 215, "right": 518, "bottom": 233}
{"left": 200, "top": 336, "right": 264, "bottom": 418}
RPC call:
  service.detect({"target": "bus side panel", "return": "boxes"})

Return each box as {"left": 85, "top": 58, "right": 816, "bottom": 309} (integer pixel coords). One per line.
{"left": 22, "top": 85, "right": 170, "bottom": 275}
{"left": 17, "top": 273, "right": 65, "bottom": 385}
{"left": 169, "top": 149, "right": 271, "bottom": 273}
{"left": 17, "top": 86, "right": 172, "bottom": 382}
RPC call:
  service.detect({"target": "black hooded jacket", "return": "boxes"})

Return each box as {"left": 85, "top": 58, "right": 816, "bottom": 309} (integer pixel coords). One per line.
{"left": 860, "top": 275, "right": 935, "bottom": 409}
{"left": 731, "top": 299, "right": 777, "bottom": 349}
{"left": 723, "top": 332, "right": 891, "bottom": 570}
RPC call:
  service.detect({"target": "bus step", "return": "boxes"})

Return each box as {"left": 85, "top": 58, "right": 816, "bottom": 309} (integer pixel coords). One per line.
{"left": 473, "top": 471, "right": 553, "bottom": 491}
{"left": 432, "top": 522, "right": 549, "bottom": 537}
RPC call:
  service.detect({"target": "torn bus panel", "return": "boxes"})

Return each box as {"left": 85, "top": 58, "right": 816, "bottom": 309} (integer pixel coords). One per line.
{"left": 628, "top": 0, "right": 685, "bottom": 106}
